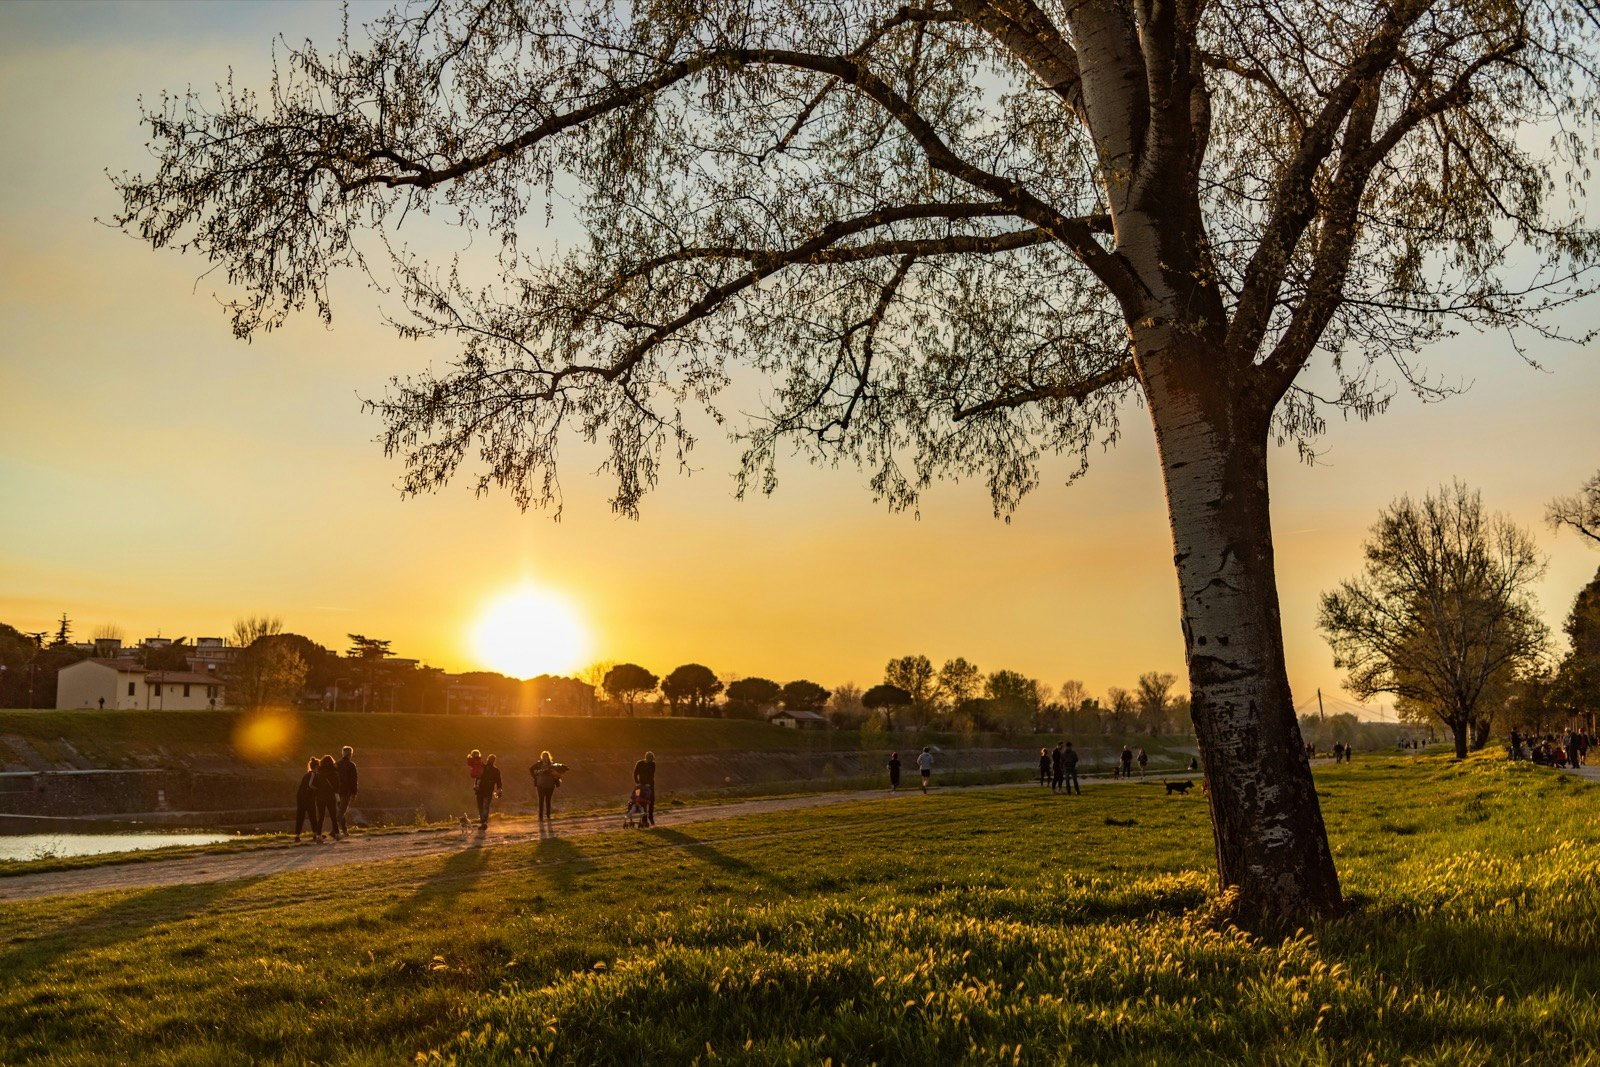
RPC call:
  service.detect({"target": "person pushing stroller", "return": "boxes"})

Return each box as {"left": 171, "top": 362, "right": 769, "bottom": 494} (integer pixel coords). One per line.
{"left": 631, "top": 751, "right": 657, "bottom": 826}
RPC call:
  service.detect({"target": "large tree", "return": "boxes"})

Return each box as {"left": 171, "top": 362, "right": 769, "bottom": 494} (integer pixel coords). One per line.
{"left": 603, "top": 662, "right": 660, "bottom": 716}
{"left": 114, "top": 0, "right": 1599, "bottom": 921}
{"left": 1318, "top": 483, "right": 1549, "bottom": 759}
{"left": 230, "top": 636, "right": 310, "bottom": 710}
{"left": 1555, "top": 567, "right": 1600, "bottom": 730}
{"left": 884, "top": 655, "right": 938, "bottom": 727}
{"left": 661, "top": 662, "right": 725, "bottom": 715}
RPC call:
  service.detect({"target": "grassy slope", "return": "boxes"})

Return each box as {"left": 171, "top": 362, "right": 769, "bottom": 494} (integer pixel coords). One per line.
{"left": 0, "top": 710, "right": 868, "bottom": 758}
{"left": 2, "top": 755, "right": 1595, "bottom": 1065}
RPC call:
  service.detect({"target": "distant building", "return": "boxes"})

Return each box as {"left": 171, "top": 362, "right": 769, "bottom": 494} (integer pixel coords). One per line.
{"left": 766, "top": 708, "right": 828, "bottom": 730}
{"left": 56, "top": 659, "right": 223, "bottom": 711}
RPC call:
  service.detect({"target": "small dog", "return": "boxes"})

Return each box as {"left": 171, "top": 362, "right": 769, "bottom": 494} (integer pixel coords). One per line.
{"left": 1164, "top": 780, "right": 1195, "bottom": 795}
{"left": 457, "top": 814, "right": 473, "bottom": 840}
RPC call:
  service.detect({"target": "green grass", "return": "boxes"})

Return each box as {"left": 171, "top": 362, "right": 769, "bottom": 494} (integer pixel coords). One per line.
{"left": 2, "top": 755, "right": 1595, "bottom": 1065}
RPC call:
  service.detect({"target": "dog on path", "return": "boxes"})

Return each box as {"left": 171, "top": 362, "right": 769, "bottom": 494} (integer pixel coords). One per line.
{"left": 1164, "top": 780, "right": 1195, "bottom": 795}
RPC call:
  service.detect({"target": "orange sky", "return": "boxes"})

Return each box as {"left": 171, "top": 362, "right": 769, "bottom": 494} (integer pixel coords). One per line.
{"left": 2, "top": 2, "right": 1596, "bottom": 717}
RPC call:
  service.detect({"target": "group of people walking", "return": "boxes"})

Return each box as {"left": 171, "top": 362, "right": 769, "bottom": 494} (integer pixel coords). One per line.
{"left": 293, "top": 746, "right": 359, "bottom": 843}
{"left": 461, "top": 747, "right": 657, "bottom": 830}
{"left": 1036, "top": 741, "right": 1083, "bottom": 794}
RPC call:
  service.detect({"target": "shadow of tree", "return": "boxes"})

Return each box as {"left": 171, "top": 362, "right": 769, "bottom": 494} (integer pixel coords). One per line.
{"left": 383, "top": 846, "right": 493, "bottom": 922}
{"left": 0, "top": 878, "right": 258, "bottom": 984}
{"left": 647, "top": 827, "right": 770, "bottom": 882}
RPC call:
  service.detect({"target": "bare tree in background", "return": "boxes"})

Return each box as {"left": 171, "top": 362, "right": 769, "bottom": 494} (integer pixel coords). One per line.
{"left": 1318, "top": 482, "right": 1550, "bottom": 759}
{"left": 232, "top": 615, "right": 284, "bottom": 649}
{"left": 1135, "top": 671, "right": 1179, "bottom": 734}
{"left": 1548, "top": 471, "right": 1600, "bottom": 547}
{"left": 114, "top": 0, "right": 1599, "bottom": 920}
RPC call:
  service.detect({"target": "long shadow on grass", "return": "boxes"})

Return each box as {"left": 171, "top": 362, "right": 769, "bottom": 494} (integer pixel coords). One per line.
{"left": 384, "top": 845, "right": 494, "bottom": 922}
{"left": 647, "top": 827, "right": 772, "bottom": 885}
{"left": 525, "top": 833, "right": 598, "bottom": 893}
{"left": 0, "top": 877, "right": 258, "bottom": 984}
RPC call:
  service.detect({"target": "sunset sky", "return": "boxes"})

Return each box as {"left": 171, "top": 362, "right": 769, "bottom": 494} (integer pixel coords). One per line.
{"left": 2, "top": 1, "right": 1596, "bottom": 717}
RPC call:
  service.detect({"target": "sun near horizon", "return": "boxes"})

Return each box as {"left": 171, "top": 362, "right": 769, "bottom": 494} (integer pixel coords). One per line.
{"left": 468, "top": 583, "right": 591, "bottom": 680}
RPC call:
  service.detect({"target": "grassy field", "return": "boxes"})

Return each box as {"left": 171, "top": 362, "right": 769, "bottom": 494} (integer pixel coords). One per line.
{"left": 2, "top": 754, "right": 1596, "bottom": 1065}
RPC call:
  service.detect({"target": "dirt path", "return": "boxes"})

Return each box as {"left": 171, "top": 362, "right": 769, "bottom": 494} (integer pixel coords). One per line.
{"left": 0, "top": 784, "right": 1033, "bottom": 902}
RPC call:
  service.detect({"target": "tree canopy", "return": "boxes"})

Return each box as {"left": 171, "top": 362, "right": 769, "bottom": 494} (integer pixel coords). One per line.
{"left": 661, "top": 663, "right": 724, "bottom": 715}
{"left": 780, "top": 679, "right": 831, "bottom": 711}
{"left": 602, "top": 662, "right": 659, "bottom": 715}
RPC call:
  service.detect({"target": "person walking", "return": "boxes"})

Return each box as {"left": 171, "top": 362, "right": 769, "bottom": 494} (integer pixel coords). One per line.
{"left": 335, "top": 745, "right": 359, "bottom": 837}
{"left": 293, "top": 757, "right": 318, "bottom": 842}
{"left": 886, "top": 751, "right": 901, "bottom": 792}
{"left": 1119, "top": 745, "right": 1134, "bottom": 779}
{"left": 1038, "top": 747, "right": 1051, "bottom": 787}
{"left": 632, "top": 750, "right": 657, "bottom": 825}
{"left": 313, "top": 754, "right": 340, "bottom": 842}
{"left": 916, "top": 746, "right": 934, "bottom": 793}
{"left": 1062, "top": 741, "right": 1081, "bottom": 795}
{"left": 1136, "top": 747, "right": 1149, "bottom": 779}
{"left": 475, "top": 754, "right": 502, "bottom": 831}
{"left": 530, "top": 750, "right": 561, "bottom": 821}
{"left": 1050, "top": 743, "right": 1064, "bottom": 794}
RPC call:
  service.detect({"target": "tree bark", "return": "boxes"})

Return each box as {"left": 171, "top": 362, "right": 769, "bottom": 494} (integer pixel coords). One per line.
{"left": 1145, "top": 354, "right": 1343, "bottom": 922}
{"left": 1450, "top": 717, "right": 1470, "bottom": 760}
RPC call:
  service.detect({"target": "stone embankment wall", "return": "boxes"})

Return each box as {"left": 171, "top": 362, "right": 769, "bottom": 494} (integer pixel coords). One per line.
{"left": 0, "top": 743, "right": 1107, "bottom": 829}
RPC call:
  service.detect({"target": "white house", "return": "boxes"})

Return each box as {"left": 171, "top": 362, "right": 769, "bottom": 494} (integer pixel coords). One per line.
{"left": 56, "top": 659, "right": 224, "bottom": 711}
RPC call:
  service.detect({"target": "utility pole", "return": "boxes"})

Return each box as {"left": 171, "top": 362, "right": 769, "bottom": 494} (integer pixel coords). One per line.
{"left": 1317, "top": 688, "right": 1325, "bottom": 722}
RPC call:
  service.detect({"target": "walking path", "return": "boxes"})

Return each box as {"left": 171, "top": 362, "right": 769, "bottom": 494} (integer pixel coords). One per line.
{"left": 3, "top": 780, "right": 1108, "bottom": 902}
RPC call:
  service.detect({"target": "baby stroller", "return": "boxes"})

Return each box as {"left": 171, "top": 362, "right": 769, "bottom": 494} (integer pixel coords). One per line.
{"left": 625, "top": 784, "right": 654, "bottom": 828}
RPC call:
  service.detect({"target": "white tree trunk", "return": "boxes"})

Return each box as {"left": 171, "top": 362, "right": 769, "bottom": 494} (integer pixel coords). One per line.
{"left": 1144, "top": 354, "right": 1343, "bottom": 920}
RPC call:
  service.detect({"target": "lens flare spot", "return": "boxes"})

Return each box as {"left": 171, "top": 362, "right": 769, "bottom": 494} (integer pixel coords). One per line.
{"left": 233, "top": 706, "right": 304, "bottom": 765}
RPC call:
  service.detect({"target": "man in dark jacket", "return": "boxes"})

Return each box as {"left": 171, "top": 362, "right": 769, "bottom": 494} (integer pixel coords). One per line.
{"left": 475, "top": 754, "right": 503, "bottom": 831}
{"left": 335, "top": 746, "right": 359, "bottom": 836}
{"left": 1062, "top": 741, "right": 1081, "bottom": 795}
{"left": 632, "top": 751, "right": 656, "bottom": 826}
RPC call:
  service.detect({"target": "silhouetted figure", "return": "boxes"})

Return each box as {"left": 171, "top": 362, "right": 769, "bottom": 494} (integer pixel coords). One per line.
{"left": 1119, "top": 746, "right": 1134, "bottom": 779}
{"left": 531, "top": 750, "right": 561, "bottom": 820}
{"left": 475, "top": 754, "right": 502, "bottom": 831}
{"left": 293, "top": 757, "right": 317, "bottom": 842}
{"left": 917, "top": 746, "right": 934, "bottom": 792}
{"left": 886, "top": 751, "right": 901, "bottom": 792}
{"left": 314, "top": 754, "right": 340, "bottom": 841}
{"left": 1051, "top": 743, "right": 1064, "bottom": 793}
{"left": 633, "top": 751, "right": 657, "bottom": 825}
{"left": 1136, "top": 748, "right": 1148, "bottom": 778}
{"left": 335, "top": 745, "right": 359, "bottom": 836}
{"left": 467, "top": 748, "right": 484, "bottom": 788}
{"left": 1062, "top": 741, "right": 1081, "bottom": 795}
{"left": 1038, "top": 748, "right": 1051, "bottom": 787}
{"left": 1510, "top": 729, "right": 1522, "bottom": 760}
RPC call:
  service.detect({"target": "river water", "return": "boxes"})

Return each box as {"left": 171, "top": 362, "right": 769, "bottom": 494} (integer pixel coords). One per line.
{"left": 0, "top": 832, "right": 244, "bottom": 862}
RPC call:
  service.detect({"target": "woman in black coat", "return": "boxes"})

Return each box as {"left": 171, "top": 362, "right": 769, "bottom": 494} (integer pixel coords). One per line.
{"left": 313, "top": 754, "right": 340, "bottom": 842}
{"left": 294, "top": 757, "right": 318, "bottom": 842}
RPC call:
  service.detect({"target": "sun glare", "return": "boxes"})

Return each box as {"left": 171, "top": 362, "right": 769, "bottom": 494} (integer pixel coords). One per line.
{"left": 471, "top": 585, "right": 590, "bottom": 679}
